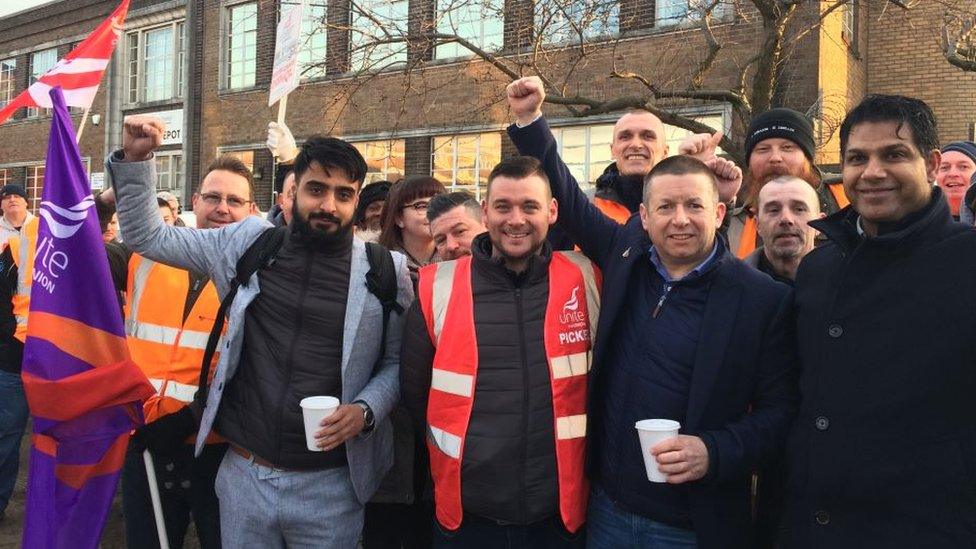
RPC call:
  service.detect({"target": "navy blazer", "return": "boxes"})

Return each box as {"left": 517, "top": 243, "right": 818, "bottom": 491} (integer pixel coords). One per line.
{"left": 508, "top": 118, "right": 799, "bottom": 548}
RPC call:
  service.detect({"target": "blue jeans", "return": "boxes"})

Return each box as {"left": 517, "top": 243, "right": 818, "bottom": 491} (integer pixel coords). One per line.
{"left": 587, "top": 486, "right": 698, "bottom": 549}
{"left": 0, "top": 369, "right": 27, "bottom": 515}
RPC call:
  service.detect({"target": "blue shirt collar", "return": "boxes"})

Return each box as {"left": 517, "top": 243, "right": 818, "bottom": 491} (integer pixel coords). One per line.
{"left": 648, "top": 241, "right": 720, "bottom": 284}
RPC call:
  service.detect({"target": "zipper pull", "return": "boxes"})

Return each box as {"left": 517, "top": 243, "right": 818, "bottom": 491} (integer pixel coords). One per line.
{"left": 652, "top": 284, "right": 671, "bottom": 318}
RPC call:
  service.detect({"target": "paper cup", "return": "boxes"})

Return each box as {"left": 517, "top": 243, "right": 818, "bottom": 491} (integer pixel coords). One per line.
{"left": 635, "top": 419, "right": 681, "bottom": 483}
{"left": 300, "top": 396, "right": 340, "bottom": 452}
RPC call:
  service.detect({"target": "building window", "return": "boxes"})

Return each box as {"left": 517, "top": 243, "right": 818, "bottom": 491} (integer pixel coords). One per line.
{"left": 26, "top": 165, "right": 44, "bottom": 211}
{"left": 0, "top": 169, "right": 10, "bottom": 187}
{"left": 225, "top": 2, "right": 258, "bottom": 89}
{"left": 434, "top": 0, "right": 504, "bottom": 59}
{"left": 155, "top": 152, "right": 185, "bottom": 196}
{"left": 0, "top": 59, "right": 15, "bottom": 108}
{"left": 431, "top": 133, "right": 501, "bottom": 200}
{"left": 536, "top": 0, "right": 619, "bottom": 44}
{"left": 296, "top": 1, "right": 328, "bottom": 79}
{"left": 352, "top": 140, "right": 405, "bottom": 184}
{"left": 841, "top": 0, "right": 857, "bottom": 47}
{"left": 126, "top": 21, "right": 186, "bottom": 104}
{"left": 27, "top": 49, "right": 57, "bottom": 118}
{"left": 551, "top": 124, "right": 614, "bottom": 190}
{"left": 655, "top": 0, "right": 729, "bottom": 27}
{"left": 350, "top": 0, "right": 408, "bottom": 71}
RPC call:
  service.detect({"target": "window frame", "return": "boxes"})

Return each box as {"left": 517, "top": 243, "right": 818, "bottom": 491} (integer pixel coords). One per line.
{"left": 125, "top": 20, "right": 186, "bottom": 105}
{"left": 222, "top": 1, "right": 259, "bottom": 90}
{"left": 535, "top": 0, "right": 620, "bottom": 45}
{"left": 351, "top": 139, "right": 406, "bottom": 184}
{"left": 349, "top": 0, "right": 409, "bottom": 72}
{"left": 430, "top": 132, "right": 501, "bottom": 201}
{"left": 433, "top": 0, "right": 505, "bottom": 60}
{"left": 27, "top": 48, "right": 58, "bottom": 118}
{"left": 0, "top": 58, "right": 16, "bottom": 108}
{"left": 653, "top": 0, "right": 732, "bottom": 29}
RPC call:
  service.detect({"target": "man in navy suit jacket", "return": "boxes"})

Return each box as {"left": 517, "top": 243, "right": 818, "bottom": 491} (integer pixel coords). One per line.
{"left": 505, "top": 77, "right": 798, "bottom": 549}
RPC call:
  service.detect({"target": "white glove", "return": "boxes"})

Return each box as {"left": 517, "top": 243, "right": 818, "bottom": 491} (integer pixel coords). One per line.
{"left": 267, "top": 121, "right": 299, "bottom": 163}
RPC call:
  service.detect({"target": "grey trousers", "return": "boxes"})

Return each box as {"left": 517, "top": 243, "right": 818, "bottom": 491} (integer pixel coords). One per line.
{"left": 215, "top": 450, "right": 363, "bottom": 549}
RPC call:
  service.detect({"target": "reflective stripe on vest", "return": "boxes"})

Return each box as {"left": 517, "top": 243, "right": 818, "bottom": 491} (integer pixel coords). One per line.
{"left": 9, "top": 217, "right": 39, "bottom": 343}
{"left": 417, "top": 252, "right": 602, "bottom": 534}
{"left": 125, "top": 254, "right": 223, "bottom": 432}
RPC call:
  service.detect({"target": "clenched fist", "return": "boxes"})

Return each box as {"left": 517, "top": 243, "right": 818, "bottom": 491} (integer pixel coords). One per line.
{"left": 122, "top": 115, "right": 165, "bottom": 163}
{"left": 506, "top": 76, "right": 545, "bottom": 127}
{"left": 705, "top": 156, "right": 743, "bottom": 204}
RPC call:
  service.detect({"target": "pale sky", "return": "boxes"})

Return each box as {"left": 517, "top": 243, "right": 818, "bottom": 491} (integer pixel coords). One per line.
{"left": 0, "top": 0, "right": 60, "bottom": 19}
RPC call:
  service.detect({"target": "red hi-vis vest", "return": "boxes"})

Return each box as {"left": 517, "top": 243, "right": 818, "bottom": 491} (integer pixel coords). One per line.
{"left": 418, "top": 251, "right": 602, "bottom": 533}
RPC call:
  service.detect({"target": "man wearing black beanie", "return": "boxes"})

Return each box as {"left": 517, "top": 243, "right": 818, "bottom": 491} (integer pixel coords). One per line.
{"left": 937, "top": 140, "right": 976, "bottom": 221}
{"left": 726, "top": 108, "right": 849, "bottom": 258}
{"left": 354, "top": 180, "right": 391, "bottom": 234}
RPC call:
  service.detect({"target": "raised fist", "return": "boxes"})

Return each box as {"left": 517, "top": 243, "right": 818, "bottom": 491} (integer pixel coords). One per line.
{"left": 267, "top": 121, "right": 299, "bottom": 163}
{"left": 506, "top": 76, "right": 545, "bottom": 126}
{"left": 678, "top": 131, "right": 723, "bottom": 163}
{"left": 122, "top": 115, "right": 165, "bottom": 162}
{"left": 705, "top": 156, "right": 743, "bottom": 204}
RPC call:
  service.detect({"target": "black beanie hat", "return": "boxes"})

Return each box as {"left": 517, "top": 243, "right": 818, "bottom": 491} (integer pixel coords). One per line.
{"left": 354, "top": 181, "right": 391, "bottom": 224}
{"left": 941, "top": 141, "right": 976, "bottom": 166}
{"left": 745, "top": 108, "right": 817, "bottom": 163}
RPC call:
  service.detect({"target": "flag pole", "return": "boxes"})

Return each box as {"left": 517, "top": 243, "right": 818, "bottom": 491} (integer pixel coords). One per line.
{"left": 143, "top": 449, "right": 172, "bottom": 549}
{"left": 75, "top": 105, "right": 92, "bottom": 144}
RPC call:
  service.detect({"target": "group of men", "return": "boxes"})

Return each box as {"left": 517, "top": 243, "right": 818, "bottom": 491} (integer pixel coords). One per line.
{"left": 0, "top": 73, "right": 973, "bottom": 549}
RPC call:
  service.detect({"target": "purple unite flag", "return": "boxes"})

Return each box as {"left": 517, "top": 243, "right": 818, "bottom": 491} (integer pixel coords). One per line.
{"left": 19, "top": 87, "right": 153, "bottom": 548}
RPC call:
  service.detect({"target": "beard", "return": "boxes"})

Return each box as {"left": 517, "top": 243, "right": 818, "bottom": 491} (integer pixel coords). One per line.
{"left": 290, "top": 201, "right": 353, "bottom": 248}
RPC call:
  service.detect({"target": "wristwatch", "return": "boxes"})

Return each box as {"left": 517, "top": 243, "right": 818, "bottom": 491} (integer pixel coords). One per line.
{"left": 354, "top": 400, "right": 375, "bottom": 434}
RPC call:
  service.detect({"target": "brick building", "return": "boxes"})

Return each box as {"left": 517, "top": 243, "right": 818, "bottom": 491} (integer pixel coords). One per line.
{"left": 0, "top": 0, "right": 972, "bottom": 211}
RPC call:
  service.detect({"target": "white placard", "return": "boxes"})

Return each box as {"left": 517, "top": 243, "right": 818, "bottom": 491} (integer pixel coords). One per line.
{"left": 89, "top": 171, "right": 105, "bottom": 191}
{"left": 269, "top": 2, "right": 304, "bottom": 107}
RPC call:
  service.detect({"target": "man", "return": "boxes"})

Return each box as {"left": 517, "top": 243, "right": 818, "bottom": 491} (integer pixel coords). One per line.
{"left": 107, "top": 115, "right": 412, "bottom": 548}
{"left": 269, "top": 170, "right": 296, "bottom": 227}
{"left": 354, "top": 180, "right": 390, "bottom": 241}
{"left": 158, "top": 190, "right": 186, "bottom": 227}
{"left": 0, "top": 184, "right": 34, "bottom": 243}
{"left": 937, "top": 140, "right": 976, "bottom": 221}
{"left": 783, "top": 95, "right": 976, "bottom": 547}
{"left": 158, "top": 196, "right": 177, "bottom": 226}
{"left": 426, "top": 191, "right": 486, "bottom": 260}
{"left": 506, "top": 76, "right": 797, "bottom": 548}
{"left": 746, "top": 175, "right": 825, "bottom": 284}
{"left": 400, "top": 156, "right": 600, "bottom": 547}
{"left": 111, "top": 155, "right": 257, "bottom": 549}
{"left": 548, "top": 107, "right": 741, "bottom": 249}
{"left": 725, "top": 108, "right": 849, "bottom": 257}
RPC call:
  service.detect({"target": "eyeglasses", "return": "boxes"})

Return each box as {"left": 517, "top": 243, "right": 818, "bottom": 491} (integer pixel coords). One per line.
{"left": 402, "top": 200, "right": 430, "bottom": 212}
{"left": 199, "top": 193, "right": 251, "bottom": 209}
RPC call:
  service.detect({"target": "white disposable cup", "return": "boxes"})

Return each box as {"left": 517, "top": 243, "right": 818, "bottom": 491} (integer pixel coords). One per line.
{"left": 300, "top": 396, "right": 340, "bottom": 452}
{"left": 635, "top": 419, "right": 681, "bottom": 483}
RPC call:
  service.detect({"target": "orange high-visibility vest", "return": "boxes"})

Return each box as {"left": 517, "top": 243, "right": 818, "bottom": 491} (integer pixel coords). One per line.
{"left": 125, "top": 254, "right": 223, "bottom": 441}
{"left": 418, "top": 251, "right": 602, "bottom": 533}
{"left": 593, "top": 196, "right": 631, "bottom": 224}
{"left": 735, "top": 183, "right": 850, "bottom": 259}
{"left": 8, "top": 217, "right": 39, "bottom": 343}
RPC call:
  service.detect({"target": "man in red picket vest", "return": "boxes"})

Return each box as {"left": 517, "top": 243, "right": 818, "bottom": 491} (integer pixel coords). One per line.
{"left": 400, "top": 156, "right": 601, "bottom": 547}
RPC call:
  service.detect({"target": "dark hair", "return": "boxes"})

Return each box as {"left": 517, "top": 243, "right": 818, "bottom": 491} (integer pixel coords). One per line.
{"left": 840, "top": 94, "right": 939, "bottom": 157}
{"left": 201, "top": 155, "right": 256, "bottom": 200}
{"left": 486, "top": 156, "right": 550, "bottom": 199}
{"left": 643, "top": 155, "right": 719, "bottom": 204}
{"left": 95, "top": 193, "right": 116, "bottom": 234}
{"left": 156, "top": 197, "right": 174, "bottom": 213}
{"left": 378, "top": 176, "right": 446, "bottom": 250}
{"left": 293, "top": 136, "right": 368, "bottom": 188}
{"left": 427, "top": 191, "right": 481, "bottom": 223}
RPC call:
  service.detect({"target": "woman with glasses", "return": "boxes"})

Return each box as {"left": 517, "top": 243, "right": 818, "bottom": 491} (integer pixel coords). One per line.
{"left": 378, "top": 176, "right": 446, "bottom": 287}
{"left": 367, "top": 175, "right": 444, "bottom": 549}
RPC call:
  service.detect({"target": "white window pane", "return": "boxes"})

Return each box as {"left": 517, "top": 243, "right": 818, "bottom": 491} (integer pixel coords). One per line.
{"left": 28, "top": 49, "right": 57, "bottom": 117}
{"left": 435, "top": 0, "right": 504, "bottom": 59}
{"left": 226, "top": 3, "right": 258, "bottom": 88}
{"left": 298, "top": 2, "right": 329, "bottom": 79}
{"left": 536, "top": 0, "right": 619, "bottom": 44}
{"left": 350, "top": 0, "right": 408, "bottom": 71}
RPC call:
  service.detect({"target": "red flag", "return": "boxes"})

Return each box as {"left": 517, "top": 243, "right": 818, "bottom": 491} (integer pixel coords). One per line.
{"left": 0, "top": 0, "right": 129, "bottom": 125}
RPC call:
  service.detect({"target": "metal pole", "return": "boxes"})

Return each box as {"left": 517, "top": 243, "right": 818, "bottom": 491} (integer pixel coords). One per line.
{"left": 142, "top": 449, "right": 171, "bottom": 549}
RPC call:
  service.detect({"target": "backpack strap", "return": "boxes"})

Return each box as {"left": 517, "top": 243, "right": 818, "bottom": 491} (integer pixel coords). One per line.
{"left": 364, "top": 241, "right": 404, "bottom": 363}
{"left": 196, "top": 226, "right": 287, "bottom": 398}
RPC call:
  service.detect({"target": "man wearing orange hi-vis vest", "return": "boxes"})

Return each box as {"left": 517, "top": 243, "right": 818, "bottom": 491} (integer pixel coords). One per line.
{"left": 108, "top": 155, "right": 257, "bottom": 549}
{"left": 400, "top": 157, "right": 601, "bottom": 547}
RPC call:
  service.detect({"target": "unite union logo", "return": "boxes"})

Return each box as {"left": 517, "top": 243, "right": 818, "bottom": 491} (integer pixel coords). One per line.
{"left": 38, "top": 195, "right": 94, "bottom": 239}
{"left": 563, "top": 286, "right": 580, "bottom": 313}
